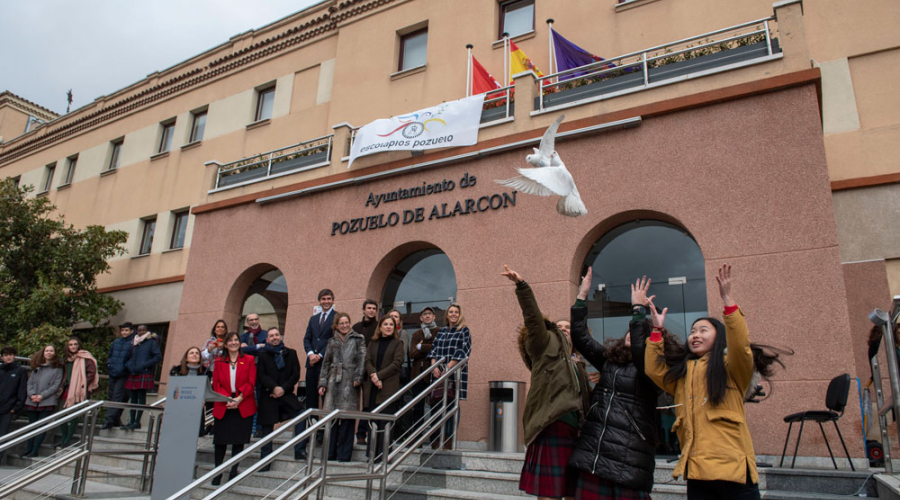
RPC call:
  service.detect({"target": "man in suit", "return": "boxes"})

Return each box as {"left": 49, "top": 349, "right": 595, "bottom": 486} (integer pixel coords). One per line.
{"left": 299, "top": 288, "right": 335, "bottom": 454}
{"left": 257, "top": 328, "right": 303, "bottom": 465}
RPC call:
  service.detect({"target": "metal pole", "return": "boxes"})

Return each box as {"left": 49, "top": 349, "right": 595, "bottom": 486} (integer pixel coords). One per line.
{"left": 451, "top": 368, "right": 461, "bottom": 451}
{"left": 503, "top": 32, "right": 510, "bottom": 87}
{"left": 146, "top": 412, "right": 163, "bottom": 493}
{"left": 466, "top": 44, "right": 473, "bottom": 97}
{"left": 378, "top": 422, "right": 392, "bottom": 500}
{"left": 872, "top": 356, "right": 893, "bottom": 473}
{"left": 140, "top": 414, "right": 154, "bottom": 491}
{"left": 642, "top": 51, "right": 649, "bottom": 87}
{"left": 880, "top": 318, "right": 900, "bottom": 447}
{"left": 764, "top": 20, "right": 772, "bottom": 56}
{"left": 547, "top": 19, "right": 555, "bottom": 81}
{"left": 316, "top": 419, "right": 332, "bottom": 500}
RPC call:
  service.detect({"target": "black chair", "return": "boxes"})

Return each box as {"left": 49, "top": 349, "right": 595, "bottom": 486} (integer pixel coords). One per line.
{"left": 780, "top": 373, "right": 855, "bottom": 470}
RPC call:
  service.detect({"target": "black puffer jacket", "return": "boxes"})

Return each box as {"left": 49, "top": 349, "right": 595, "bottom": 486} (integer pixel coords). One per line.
{"left": 568, "top": 303, "right": 659, "bottom": 492}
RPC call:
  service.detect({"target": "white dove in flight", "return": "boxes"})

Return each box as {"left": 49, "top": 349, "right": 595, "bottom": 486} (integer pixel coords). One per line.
{"left": 495, "top": 114, "right": 587, "bottom": 217}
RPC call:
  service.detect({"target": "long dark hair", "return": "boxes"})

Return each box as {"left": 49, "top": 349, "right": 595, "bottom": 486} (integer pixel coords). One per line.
{"left": 210, "top": 319, "right": 228, "bottom": 339}
{"left": 660, "top": 318, "right": 789, "bottom": 406}
{"left": 604, "top": 335, "right": 632, "bottom": 365}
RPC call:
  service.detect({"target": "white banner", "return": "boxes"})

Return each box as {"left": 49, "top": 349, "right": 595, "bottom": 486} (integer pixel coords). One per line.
{"left": 349, "top": 94, "right": 485, "bottom": 168}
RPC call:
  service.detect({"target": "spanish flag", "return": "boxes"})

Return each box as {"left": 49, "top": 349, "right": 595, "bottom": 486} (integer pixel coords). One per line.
{"left": 509, "top": 41, "right": 543, "bottom": 83}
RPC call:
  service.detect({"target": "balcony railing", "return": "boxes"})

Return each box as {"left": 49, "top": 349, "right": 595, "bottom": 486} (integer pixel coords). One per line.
{"left": 213, "top": 135, "right": 332, "bottom": 190}
{"left": 536, "top": 16, "right": 780, "bottom": 112}
{"left": 479, "top": 85, "right": 514, "bottom": 125}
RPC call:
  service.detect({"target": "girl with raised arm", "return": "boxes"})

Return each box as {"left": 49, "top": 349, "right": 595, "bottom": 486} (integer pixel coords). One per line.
{"left": 643, "top": 264, "right": 761, "bottom": 500}
{"left": 568, "top": 268, "right": 661, "bottom": 500}
{"left": 502, "top": 265, "right": 589, "bottom": 500}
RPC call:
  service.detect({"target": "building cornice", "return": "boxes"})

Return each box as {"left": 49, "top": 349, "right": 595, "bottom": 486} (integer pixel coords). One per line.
{"left": 0, "top": 91, "right": 60, "bottom": 122}
{"left": 0, "top": 0, "right": 399, "bottom": 166}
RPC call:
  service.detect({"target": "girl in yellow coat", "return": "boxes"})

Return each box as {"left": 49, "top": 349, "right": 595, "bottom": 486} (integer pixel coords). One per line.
{"left": 643, "top": 264, "right": 760, "bottom": 500}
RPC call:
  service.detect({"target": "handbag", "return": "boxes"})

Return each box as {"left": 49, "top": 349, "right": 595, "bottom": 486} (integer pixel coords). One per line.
{"left": 428, "top": 375, "right": 456, "bottom": 406}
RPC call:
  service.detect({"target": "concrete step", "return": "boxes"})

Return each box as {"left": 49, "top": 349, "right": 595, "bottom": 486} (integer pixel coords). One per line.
{"left": 0, "top": 466, "right": 149, "bottom": 500}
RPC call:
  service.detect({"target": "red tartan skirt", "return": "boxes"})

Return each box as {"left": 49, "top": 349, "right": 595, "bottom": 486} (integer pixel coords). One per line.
{"left": 125, "top": 373, "right": 155, "bottom": 390}
{"left": 519, "top": 419, "right": 579, "bottom": 497}
{"left": 576, "top": 471, "right": 651, "bottom": 500}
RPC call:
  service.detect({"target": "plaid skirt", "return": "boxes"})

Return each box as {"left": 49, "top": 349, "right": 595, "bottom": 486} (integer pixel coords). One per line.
{"left": 576, "top": 471, "right": 651, "bottom": 500}
{"left": 519, "top": 419, "right": 579, "bottom": 497}
{"left": 125, "top": 373, "right": 155, "bottom": 390}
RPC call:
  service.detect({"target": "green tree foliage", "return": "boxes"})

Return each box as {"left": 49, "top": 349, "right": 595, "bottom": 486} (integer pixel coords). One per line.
{"left": 0, "top": 178, "right": 128, "bottom": 353}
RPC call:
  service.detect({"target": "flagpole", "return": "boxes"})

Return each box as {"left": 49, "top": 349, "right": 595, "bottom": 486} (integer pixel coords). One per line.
{"left": 503, "top": 32, "right": 510, "bottom": 86}
{"left": 547, "top": 19, "right": 555, "bottom": 83}
{"left": 466, "top": 44, "right": 473, "bottom": 97}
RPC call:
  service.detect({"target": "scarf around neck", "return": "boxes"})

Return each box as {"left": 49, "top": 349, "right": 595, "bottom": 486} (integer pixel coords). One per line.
{"left": 264, "top": 343, "right": 286, "bottom": 370}
{"left": 420, "top": 321, "right": 438, "bottom": 340}
{"left": 133, "top": 331, "right": 152, "bottom": 346}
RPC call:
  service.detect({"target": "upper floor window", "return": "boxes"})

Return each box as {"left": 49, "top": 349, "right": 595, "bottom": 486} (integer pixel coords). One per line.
{"left": 107, "top": 139, "right": 124, "bottom": 171}
{"left": 170, "top": 210, "right": 189, "bottom": 249}
{"left": 139, "top": 217, "right": 156, "bottom": 255}
{"left": 399, "top": 28, "right": 428, "bottom": 72}
{"left": 499, "top": 0, "right": 535, "bottom": 38}
{"left": 62, "top": 155, "right": 78, "bottom": 186}
{"left": 255, "top": 86, "right": 275, "bottom": 122}
{"left": 189, "top": 110, "right": 207, "bottom": 143}
{"left": 158, "top": 120, "right": 175, "bottom": 153}
{"left": 42, "top": 163, "right": 56, "bottom": 192}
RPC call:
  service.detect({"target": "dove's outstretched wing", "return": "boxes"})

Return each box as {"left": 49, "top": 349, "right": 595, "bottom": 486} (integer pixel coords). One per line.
{"left": 495, "top": 166, "right": 574, "bottom": 197}
{"left": 537, "top": 114, "right": 565, "bottom": 161}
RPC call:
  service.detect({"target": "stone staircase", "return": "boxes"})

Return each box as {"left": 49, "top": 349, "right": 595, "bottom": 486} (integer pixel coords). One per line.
{"left": 0, "top": 424, "right": 885, "bottom": 499}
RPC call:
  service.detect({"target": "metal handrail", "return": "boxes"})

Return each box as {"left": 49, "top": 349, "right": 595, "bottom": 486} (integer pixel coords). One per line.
{"left": 176, "top": 357, "right": 460, "bottom": 500}
{"left": 537, "top": 16, "right": 776, "bottom": 112}
{"left": 870, "top": 307, "right": 900, "bottom": 473}
{"left": 0, "top": 400, "right": 168, "bottom": 499}
{"left": 478, "top": 85, "right": 514, "bottom": 124}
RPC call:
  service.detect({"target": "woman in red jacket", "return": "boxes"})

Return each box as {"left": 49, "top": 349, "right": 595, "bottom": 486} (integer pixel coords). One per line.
{"left": 211, "top": 331, "right": 257, "bottom": 485}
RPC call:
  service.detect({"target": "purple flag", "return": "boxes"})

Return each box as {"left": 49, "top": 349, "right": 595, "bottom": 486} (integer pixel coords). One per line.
{"left": 552, "top": 29, "right": 615, "bottom": 81}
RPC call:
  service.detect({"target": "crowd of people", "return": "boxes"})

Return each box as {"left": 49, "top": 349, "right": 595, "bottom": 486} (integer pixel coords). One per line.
{"left": 0, "top": 265, "right": 787, "bottom": 500}
{"left": 506, "top": 263, "right": 780, "bottom": 500}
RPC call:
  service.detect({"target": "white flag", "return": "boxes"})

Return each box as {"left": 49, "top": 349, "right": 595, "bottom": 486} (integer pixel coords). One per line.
{"left": 349, "top": 94, "right": 485, "bottom": 168}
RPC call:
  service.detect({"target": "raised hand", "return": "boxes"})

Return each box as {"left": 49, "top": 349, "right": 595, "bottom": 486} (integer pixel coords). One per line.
{"left": 647, "top": 297, "right": 667, "bottom": 329}
{"left": 577, "top": 266, "right": 593, "bottom": 300}
{"left": 630, "top": 276, "right": 654, "bottom": 306}
{"left": 716, "top": 264, "right": 736, "bottom": 308}
{"left": 501, "top": 265, "right": 524, "bottom": 283}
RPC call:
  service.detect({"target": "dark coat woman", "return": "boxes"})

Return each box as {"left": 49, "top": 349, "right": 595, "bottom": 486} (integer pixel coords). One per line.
{"left": 568, "top": 271, "right": 659, "bottom": 499}
{"left": 364, "top": 316, "right": 405, "bottom": 461}
{"left": 319, "top": 312, "right": 367, "bottom": 461}
{"left": 211, "top": 332, "right": 257, "bottom": 485}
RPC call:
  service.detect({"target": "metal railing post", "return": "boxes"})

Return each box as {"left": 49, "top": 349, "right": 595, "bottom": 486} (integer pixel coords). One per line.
{"left": 266, "top": 152, "right": 274, "bottom": 176}
{"left": 140, "top": 414, "right": 154, "bottom": 491}
{"left": 72, "top": 407, "right": 98, "bottom": 496}
{"left": 880, "top": 318, "right": 900, "bottom": 448}
{"left": 146, "top": 412, "right": 163, "bottom": 493}
{"left": 316, "top": 418, "right": 333, "bottom": 500}
{"left": 642, "top": 51, "right": 649, "bottom": 87}
{"left": 378, "top": 421, "right": 392, "bottom": 500}
{"left": 871, "top": 356, "right": 893, "bottom": 473}
{"left": 764, "top": 20, "right": 772, "bottom": 55}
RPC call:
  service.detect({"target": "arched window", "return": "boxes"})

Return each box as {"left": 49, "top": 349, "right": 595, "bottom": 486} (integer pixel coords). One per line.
{"left": 381, "top": 249, "right": 457, "bottom": 328}
{"left": 240, "top": 269, "right": 288, "bottom": 332}
{"left": 582, "top": 220, "right": 707, "bottom": 341}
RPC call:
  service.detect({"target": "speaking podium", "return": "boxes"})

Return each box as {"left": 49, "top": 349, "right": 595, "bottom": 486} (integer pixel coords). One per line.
{"left": 151, "top": 375, "right": 231, "bottom": 500}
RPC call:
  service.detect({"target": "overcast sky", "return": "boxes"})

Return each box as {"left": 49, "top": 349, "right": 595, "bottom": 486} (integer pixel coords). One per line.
{"left": 0, "top": 1, "right": 323, "bottom": 115}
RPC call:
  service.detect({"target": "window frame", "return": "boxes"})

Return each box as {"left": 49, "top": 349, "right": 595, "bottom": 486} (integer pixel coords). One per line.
{"left": 189, "top": 110, "right": 207, "bottom": 143}
{"left": 169, "top": 210, "right": 189, "bottom": 249}
{"left": 61, "top": 155, "right": 78, "bottom": 186}
{"left": 107, "top": 139, "right": 124, "bottom": 171}
{"left": 138, "top": 217, "right": 157, "bottom": 256}
{"left": 254, "top": 86, "right": 276, "bottom": 122}
{"left": 158, "top": 120, "right": 176, "bottom": 154}
{"left": 499, "top": 0, "right": 535, "bottom": 39}
{"left": 398, "top": 27, "right": 429, "bottom": 72}
{"left": 42, "top": 163, "right": 56, "bottom": 192}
